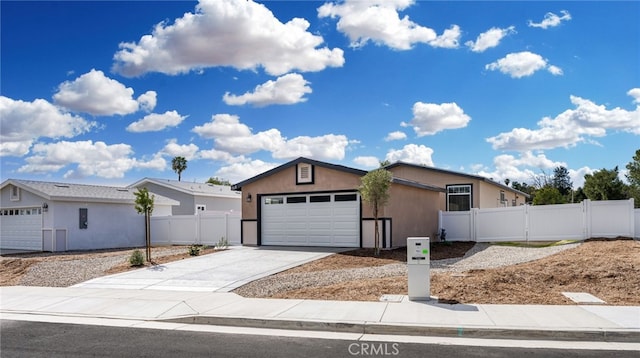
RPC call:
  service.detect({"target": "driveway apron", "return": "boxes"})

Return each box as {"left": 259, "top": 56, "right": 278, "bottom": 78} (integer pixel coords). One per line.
{"left": 72, "top": 246, "right": 344, "bottom": 292}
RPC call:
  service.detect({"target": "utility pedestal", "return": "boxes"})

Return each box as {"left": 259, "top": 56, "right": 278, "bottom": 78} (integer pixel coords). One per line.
{"left": 407, "top": 237, "right": 430, "bottom": 301}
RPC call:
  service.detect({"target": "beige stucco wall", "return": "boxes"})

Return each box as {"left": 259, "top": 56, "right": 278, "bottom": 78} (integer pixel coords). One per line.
{"left": 388, "top": 165, "right": 526, "bottom": 209}
{"left": 384, "top": 184, "right": 441, "bottom": 247}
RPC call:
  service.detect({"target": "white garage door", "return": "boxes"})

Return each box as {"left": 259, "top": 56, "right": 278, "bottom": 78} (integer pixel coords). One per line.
{"left": 261, "top": 193, "right": 360, "bottom": 247}
{"left": 0, "top": 207, "right": 43, "bottom": 251}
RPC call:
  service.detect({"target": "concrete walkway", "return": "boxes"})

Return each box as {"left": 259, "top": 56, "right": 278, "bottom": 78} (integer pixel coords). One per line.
{"left": 72, "top": 246, "right": 345, "bottom": 292}
{"left": 1, "top": 286, "right": 639, "bottom": 344}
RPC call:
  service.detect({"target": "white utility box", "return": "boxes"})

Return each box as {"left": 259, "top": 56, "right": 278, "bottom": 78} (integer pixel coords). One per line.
{"left": 407, "top": 237, "right": 430, "bottom": 301}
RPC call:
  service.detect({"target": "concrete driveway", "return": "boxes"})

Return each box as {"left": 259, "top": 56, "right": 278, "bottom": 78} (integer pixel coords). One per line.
{"left": 72, "top": 246, "right": 346, "bottom": 292}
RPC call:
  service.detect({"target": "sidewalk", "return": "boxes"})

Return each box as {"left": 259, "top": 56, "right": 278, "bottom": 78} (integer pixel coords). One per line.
{"left": 1, "top": 286, "right": 638, "bottom": 343}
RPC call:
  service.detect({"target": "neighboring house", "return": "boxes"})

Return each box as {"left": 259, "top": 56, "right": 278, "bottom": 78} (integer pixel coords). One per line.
{"left": 385, "top": 162, "right": 529, "bottom": 211}
{"left": 231, "top": 157, "right": 445, "bottom": 249}
{"left": 0, "top": 179, "right": 177, "bottom": 252}
{"left": 129, "top": 178, "right": 241, "bottom": 215}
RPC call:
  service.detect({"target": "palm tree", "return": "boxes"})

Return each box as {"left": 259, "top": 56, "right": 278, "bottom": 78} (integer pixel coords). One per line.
{"left": 171, "top": 156, "right": 187, "bottom": 181}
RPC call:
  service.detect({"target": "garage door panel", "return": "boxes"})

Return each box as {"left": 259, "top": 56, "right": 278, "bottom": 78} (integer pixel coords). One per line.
{"left": 0, "top": 208, "right": 43, "bottom": 251}
{"left": 262, "top": 193, "right": 359, "bottom": 247}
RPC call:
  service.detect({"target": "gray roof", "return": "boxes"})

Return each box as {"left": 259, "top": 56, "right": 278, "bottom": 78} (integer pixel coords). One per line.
{"left": 385, "top": 161, "right": 531, "bottom": 198}
{"left": 129, "top": 178, "right": 241, "bottom": 199}
{"left": 1, "top": 179, "right": 179, "bottom": 205}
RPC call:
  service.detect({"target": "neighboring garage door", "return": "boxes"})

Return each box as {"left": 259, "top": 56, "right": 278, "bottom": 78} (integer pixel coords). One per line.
{"left": 0, "top": 207, "right": 43, "bottom": 251}
{"left": 261, "top": 192, "right": 360, "bottom": 247}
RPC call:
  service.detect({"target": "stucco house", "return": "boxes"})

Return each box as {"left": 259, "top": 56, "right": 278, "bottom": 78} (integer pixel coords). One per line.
{"left": 129, "top": 178, "right": 241, "bottom": 215}
{"left": 385, "top": 162, "right": 529, "bottom": 211}
{"left": 232, "top": 157, "right": 531, "bottom": 249}
{"left": 231, "top": 157, "right": 444, "bottom": 249}
{"left": 0, "top": 179, "right": 177, "bottom": 252}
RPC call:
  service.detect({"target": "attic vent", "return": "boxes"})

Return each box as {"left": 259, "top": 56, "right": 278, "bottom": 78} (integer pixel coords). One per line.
{"left": 54, "top": 184, "right": 69, "bottom": 188}
{"left": 296, "top": 163, "right": 314, "bottom": 184}
{"left": 117, "top": 189, "right": 129, "bottom": 192}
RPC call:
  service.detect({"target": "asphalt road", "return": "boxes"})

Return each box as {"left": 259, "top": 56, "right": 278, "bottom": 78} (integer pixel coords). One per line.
{"left": 1, "top": 320, "right": 634, "bottom": 358}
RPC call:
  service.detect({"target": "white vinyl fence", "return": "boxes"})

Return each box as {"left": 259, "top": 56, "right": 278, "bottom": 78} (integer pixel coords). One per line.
{"left": 439, "top": 199, "right": 638, "bottom": 242}
{"left": 150, "top": 211, "right": 241, "bottom": 246}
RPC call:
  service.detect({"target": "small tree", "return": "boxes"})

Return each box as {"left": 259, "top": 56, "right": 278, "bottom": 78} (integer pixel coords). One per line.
{"left": 583, "top": 166, "right": 628, "bottom": 201}
{"left": 359, "top": 168, "right": 393, "bottom": 256}
{"left": 134, "top": 187, "right": 155, "bottom": 262}
{"left": 626, "top": 149, "right": 640, "bottom": 208}
{"left": 171, "top": 156, "right": 187, "bottom": 181}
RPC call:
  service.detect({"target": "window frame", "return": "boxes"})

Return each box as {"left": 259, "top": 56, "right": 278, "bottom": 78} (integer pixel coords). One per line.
{"left": 446, "top": 184, "right": 472, "bottom": 211}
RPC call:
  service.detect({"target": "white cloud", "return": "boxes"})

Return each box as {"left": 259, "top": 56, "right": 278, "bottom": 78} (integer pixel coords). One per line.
{"left": 402, "top": 102, "right": 471, "bottom": 136}
{"left": 192, "top": 113, "right": 350, "bottom": 160}
{"left": 528, "top": 10, "right": 572, "bottom": 29}
{"left": 160, "top": 139, "right": 199, "bottom": 160}
{"left": 487, "top": 91, "right": 640, "bottom": 151}
{"left": 137, "top": 91, "right": 157, "bottom": 112}
{"left": 192, "top": 114, "right": 252, "bottom": 139}
{"left": 126, "top": 110, "right": 187, "bottom": 132}
{"left": 474, "top": 152, "right": 592, "bottom": 188}
{"left": 223, "top": 73, "right": 312, "bottom": 107}
{"left": 385, "top": 144, "right": 434, "bottom": 166}
{"left": 385, "top": 131, "right": 407, "bottom": 141}
{"left": 112, "top": 0, "right": 344, "bottom": 77}
{"left": 628, "top": 88, "right": 640, "bottom": 104}
{"left": 353, "top": 156, "right": 380, "bottom": 168}
{"left": 465, "top": 26, "right": 515, "bottom": 53}
{"left": 216, "top": 159, "right": 279, "bottom": 184}
{"left": 0, "top": 96, "right": 95, "bottom": 157}
{"left": 17, "top": 140, "right": 151, "bottom": 179}
{"left": 485, "top": 51, "right": 562, "bottom": 78}
{"left": 272, "top": 134, "right": 349, "bottom": 160}
{"left": 318, "top": 0, "right": 460, "bottom": 50}
{"left": 53, "top": 69, "right": 151, "bottom": 116}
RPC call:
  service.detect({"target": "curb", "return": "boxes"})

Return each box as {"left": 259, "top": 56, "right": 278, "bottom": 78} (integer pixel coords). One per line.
{"left": 161, "top": 315, "right": 640, "bottom": 343}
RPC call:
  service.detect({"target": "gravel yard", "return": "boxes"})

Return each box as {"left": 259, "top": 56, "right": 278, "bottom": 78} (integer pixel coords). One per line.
{"left": 2, "top": 239, "right": 638, "bottom": 305}
{"left": 232, "top": 242, "right": 580, "bottom": 298}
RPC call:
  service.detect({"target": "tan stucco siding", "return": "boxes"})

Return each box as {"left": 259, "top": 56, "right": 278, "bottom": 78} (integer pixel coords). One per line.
{"left": 383, "top": 184, "right": 441, "bottom": 247}
{"left": 388, "top": 165, "right": 526, "bottom": 209}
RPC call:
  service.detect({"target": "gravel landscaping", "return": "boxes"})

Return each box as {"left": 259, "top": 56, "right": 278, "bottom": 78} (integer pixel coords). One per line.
{"left": 233, "top": 242, "right": 580, "bottom": 298}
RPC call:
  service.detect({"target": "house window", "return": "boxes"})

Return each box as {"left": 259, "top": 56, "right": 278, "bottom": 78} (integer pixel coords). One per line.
{"left": 296, "top": 163, "right": 314, "bottom": 184}
{"left": 79, "top": 208, "right": 88, "bottom": 229}
{"left": 447, "top": 185, "right": 471, "bottom": 211}
{"left": 335, "top": 193, "right": 357, "bottom": 202}
{"left": 286, "top": 196, "right": 307, "bottom": 204}
{"left": 310, "top": 195, "right": 331, "bottom": 203}
{"left": 10, "top": 185, "right": 20, "bottom": 201}
{"left": 265, "top": 197, "right": 284, "bottom": 205}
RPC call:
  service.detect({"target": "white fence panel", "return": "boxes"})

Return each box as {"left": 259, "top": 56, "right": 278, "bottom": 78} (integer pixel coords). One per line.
{"left": 588, "top": 199, "right": 635, "bottom": 238}
{"left": 475, "top": 206, "right": 526, "bottom": 242}
{"left": 528, "top": 203, "right": 584, "bottom": 241}
{"left": 151, "top": 211, "right": 241, "bottom": 246}
{"left": 439, "top": 211, "right": 474, "bottom": 241}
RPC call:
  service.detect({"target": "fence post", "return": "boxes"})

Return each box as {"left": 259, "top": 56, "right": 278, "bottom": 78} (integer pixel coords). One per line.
{"left": 472, "top": 208, "right": 478, "bottom": 242}
{"left": 524, "top": 204, "right": 529, "bottom": 243}
{"left": 583, "top": 199, "right": 590, "bottom": 240}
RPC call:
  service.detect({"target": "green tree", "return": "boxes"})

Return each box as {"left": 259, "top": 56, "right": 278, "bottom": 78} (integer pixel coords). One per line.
{"left": 552, "top": 166, "right": 573, "bottom": 197}
{"left": 359, "top": 168, "right": 393, "bottom": 256}
{"left": 206, "top": 177, "right": 231, "bottom": 186}
{"left": 625, "top": 149, "right": 640, "bottom": 207}
{"left": 583, "top": 167, "right": 628, "bottom": 201}
{"left": 532, "top": 186, "right": 566, "bottom": 205}
{"left": 511, "top": 181, "right": 535, "bottom": 203}
{"left": 134, "top": 187, "right": 155, "bottom": 262}
{"left": 171, "top": 156, "right": 187, "bottom": 181}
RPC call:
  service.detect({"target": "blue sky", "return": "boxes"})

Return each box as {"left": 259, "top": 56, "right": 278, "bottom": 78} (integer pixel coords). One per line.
{"left": 1, "top": 1, "right": 638, "bottom": 188}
